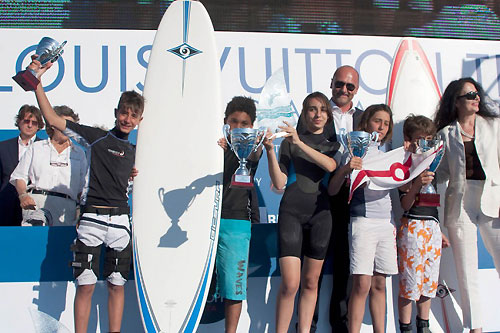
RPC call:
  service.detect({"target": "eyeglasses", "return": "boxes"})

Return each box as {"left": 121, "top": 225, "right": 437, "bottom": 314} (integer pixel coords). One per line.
{"left": 457, "top": 91, "right": 479, "bottom": 100}
{"left": 22, "top": 119, "right": 39, "bottom": 126}
{"left": 333, "top": 80, "right": 356, "bottom": 92}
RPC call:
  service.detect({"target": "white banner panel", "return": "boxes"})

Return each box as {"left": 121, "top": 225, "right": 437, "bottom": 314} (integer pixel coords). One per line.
{"left": 1, "top": 29, "right": 500, "bottom": 129}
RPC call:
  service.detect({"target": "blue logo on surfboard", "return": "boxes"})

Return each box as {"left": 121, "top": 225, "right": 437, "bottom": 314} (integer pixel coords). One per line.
{"left": 167, "top": 0, "right": 203, "bottom": 95}
{"left": 167, "top": 42, "right": 202, "bottom": 60}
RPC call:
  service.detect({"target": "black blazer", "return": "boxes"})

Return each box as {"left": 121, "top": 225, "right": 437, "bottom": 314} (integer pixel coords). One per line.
{"left": 0, "top": 136, "right": 41, "bottom": 226}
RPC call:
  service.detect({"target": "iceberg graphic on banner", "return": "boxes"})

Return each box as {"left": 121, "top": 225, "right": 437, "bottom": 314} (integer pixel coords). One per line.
{"left": 255, "top": 68, "right": 298, "bottom": 134}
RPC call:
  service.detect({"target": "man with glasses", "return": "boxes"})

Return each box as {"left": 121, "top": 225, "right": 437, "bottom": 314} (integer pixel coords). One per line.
{"left": 0, "top": 105, "right": 44, "bottom": 226}
{"left": 326, "top": 65, "right": 364, "bottom": 333}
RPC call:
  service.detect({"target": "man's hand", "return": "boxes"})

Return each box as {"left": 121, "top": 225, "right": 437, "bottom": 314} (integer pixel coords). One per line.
{"left": 19, "top": 194, "right": 36, "bottom": 210}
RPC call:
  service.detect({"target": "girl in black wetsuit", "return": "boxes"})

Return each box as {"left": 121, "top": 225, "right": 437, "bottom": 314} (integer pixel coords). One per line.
{"left": 264, "top": 92, "right": 341, "bottom": 333}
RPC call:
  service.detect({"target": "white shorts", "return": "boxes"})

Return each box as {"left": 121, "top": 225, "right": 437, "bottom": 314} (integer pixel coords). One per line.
{"left": 75, "top": 212, "right": 131, "bottom": 286}
{"left": 349, "top": 216, "right": 398, "bottom": 275}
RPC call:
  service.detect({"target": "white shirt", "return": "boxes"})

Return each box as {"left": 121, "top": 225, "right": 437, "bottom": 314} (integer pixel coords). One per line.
{"left": 10, "top": 139, "right": 87, "bottom": 201}
{"left": 350, "top": 144, "right": 392, "bottom": 219}
{"left": 331, "top": 99, "right": 358, "bottom": 165}
{"left": 330, "top": 99, "right": 357, "bottom": 140}
{"left": 17, "top": 135, "right": 36, "bottom": 160}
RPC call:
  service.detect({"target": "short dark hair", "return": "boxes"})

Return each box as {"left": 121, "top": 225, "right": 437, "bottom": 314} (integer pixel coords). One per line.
{"left": 46, "top": 106, "right": 80, "bottom": 137}
{"left": 15, "top": 104, "right": 44, "bottom": 130}
{"left": 434, "top": 77, "right": 498, "bottom": 131}
{"left": 224, "top": 96, "right": 256, "bottom": 124}
{"left": 117, "top": 90, "right": 145, "bottom": 116}
{"left": 403, "top": 114, "right": 436, "bottom": 140}
{"left": 357, "top": 104, "right": 393, "bottom": 144}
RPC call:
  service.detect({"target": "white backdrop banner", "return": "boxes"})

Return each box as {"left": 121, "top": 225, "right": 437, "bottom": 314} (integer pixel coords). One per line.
{"left": 1, "top": 29, "right": 499, "bottom": 333}
{"left": 1, "top": 29, "right": 500, "bottom": 129}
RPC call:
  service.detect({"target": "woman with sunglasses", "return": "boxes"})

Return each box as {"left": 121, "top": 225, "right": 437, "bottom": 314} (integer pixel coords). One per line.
{"left": 434, "top": 77, "right": 500, "bottom": 333}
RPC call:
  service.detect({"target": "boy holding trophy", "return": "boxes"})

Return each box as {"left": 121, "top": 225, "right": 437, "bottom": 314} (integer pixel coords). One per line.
{"left": 28, "top": 56, "right": 143, "bottom": 333}
{"left": 217, "top": 96, "right": 264, "bottom": 333}
{"left": 397, "top": 115, "right": 450, "bottom": 333}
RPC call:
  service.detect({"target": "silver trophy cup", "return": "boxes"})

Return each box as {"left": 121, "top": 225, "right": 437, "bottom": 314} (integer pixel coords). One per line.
{"left": 339, "top": 129, "right": 379, "bottom": 158}
{"left": 415, "top": 138, "right": 444, "bottom": 207}
{"left": 12, "top": 37, "right": 67, "bottom": 91}
{"left": 223, "top": 124, "right": 266, "bottom": 188}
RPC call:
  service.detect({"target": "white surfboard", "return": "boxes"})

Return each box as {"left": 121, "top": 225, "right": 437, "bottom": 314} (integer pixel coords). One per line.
{"left": 386, "top": 38, "right": 463, "bottom": 333}
{"left": 386, "top": 37, "right": 441, "bottom": 148}
{"left": 132, "top": 1, "right": 222, "bottom": 332}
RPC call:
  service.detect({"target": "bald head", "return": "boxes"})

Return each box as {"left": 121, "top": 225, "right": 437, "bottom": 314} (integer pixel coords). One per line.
{"left": 330, "top": 65, "right": 360, "bottom": 112}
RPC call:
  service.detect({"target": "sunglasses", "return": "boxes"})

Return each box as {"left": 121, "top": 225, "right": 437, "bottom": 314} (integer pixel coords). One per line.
{"left": 333, "top": 80, "right": 356, "bottom": 92}
{"left": 457, "top": 91, "right": 479, "bottom": 100}
{"left": 22, "top": 119, "right": 39, "bottom": 126}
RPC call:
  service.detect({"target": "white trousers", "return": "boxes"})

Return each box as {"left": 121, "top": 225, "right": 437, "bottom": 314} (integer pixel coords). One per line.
{"left": 23, "top": 193, "right": 77, "bottom": 226}
{"left": 447, "top": 180, "right": 500, "bottom": 329}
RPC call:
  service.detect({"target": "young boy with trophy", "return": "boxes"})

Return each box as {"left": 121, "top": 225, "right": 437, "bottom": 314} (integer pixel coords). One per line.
{"left": 397, "top": 115, "right": 450, "bottom": 333}
{"left": 217, "top": 96, "right": 264, "bottom": 333}
{"left": 28, "top": 55, "right": 144, "bottom": 333}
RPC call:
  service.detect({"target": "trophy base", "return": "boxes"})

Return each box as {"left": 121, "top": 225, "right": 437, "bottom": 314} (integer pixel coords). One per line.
{"left": 12, "top": 70, "right": 40, "bottom": 91}
{"left": 230, "top": 174, "right": 254, "bottom": 189}
{"left": 416, "top": 193, "right": 440, "bottom": 207}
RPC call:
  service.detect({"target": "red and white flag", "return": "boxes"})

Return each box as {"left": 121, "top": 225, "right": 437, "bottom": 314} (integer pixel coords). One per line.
{"left": 349, "top": 144, "right": 443, "bottom": 201}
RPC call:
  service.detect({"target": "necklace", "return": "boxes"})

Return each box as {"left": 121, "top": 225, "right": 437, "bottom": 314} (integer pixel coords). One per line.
{"left": 458, "top": 122, "right": 474, "bottom": 139}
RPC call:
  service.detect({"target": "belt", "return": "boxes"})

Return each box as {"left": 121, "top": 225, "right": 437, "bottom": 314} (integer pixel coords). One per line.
{"left": 82, "top": 206, "right": 130, "bottom": 216}
{"left": 31, "top": 189, "right": 71, "bottom": 200}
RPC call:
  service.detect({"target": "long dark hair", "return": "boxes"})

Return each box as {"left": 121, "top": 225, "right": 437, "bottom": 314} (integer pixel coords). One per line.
{"left": 434, "top": 77, "right": 498, "bottom": 131}
{"left": 296, "top": 91, "right": 335, "bottom": 140}
{"left": 356, "top": 104, "right": 394, "bottom": 144}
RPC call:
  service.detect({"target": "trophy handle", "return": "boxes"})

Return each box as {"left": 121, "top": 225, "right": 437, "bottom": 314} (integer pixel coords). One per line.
{"left": 338, "top": 128, "right": 348, "bottom": 150}
{"left": 254, "top": 127, "right": 267, "bottom": 152}
{"left": 370, "top": 131, "right": 379, "bottom": 143}
{"left": 222, "top": 124, "right": 233, "bottom": 150}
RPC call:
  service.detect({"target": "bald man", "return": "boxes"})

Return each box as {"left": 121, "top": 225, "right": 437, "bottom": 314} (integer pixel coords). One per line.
{"left": 326, "top": 65, "right": 363, "bottom": 333}
{"left": 300, "top": 66, "right": 363, "bottom": 332}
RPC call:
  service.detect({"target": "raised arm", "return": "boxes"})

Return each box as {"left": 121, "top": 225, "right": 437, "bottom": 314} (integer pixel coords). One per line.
{"left": 280, "top": 123, "right": 337, "bottom": 172}
{"left": 29, "top": 57, "right": 67, "bottom": 131}
{"left": 263, "top": 134, "right": 287, "bottom": 191}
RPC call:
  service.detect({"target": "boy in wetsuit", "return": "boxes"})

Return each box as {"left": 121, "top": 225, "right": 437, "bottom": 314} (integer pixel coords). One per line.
{"left": 397, "top": 115, "right": 450, "bottom": 333}
{"left": 30, "top": 57, "right": 143, "bottom": 333}
{"left": 216, "top": 96, "right": 262, "bottom": 333}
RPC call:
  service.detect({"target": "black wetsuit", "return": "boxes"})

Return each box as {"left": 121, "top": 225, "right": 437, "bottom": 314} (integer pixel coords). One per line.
{"left": 221, "top": 149, "right": 260, "bottom": 222}
{"left": 277, "top": 132, "right": 341, "bottom": 260}
{"left": 64, "top": 121, "right": 135, "bottom": 209}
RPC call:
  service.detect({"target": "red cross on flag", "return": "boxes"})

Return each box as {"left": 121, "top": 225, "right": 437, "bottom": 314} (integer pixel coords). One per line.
{"left": 349, "top": 144, "right": 444, "bottom": 202}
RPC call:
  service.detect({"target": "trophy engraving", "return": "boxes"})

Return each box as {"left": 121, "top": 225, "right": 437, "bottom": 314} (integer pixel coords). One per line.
{"left": 339, "top": 129, "right": 379, "bottom": 159}
{"left": 12, "top": 37, "right": 67, "bottom": 91}
{"left": 223, "top": 124, "right": 266, "bottom": 188}
{"left": 415, "top": 138, "right": 444, "bottom": 207}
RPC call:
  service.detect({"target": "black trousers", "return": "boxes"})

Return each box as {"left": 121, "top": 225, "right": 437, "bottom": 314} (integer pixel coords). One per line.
{"left": 311, "top": 183, "right": 351, "bottom": 332}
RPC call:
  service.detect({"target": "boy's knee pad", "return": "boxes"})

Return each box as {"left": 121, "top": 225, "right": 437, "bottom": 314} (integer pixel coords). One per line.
{"left": 103, "top": 241, "right": 132, "bottom": 280}
{"left": 70, "top": 239, "right": 101, "bottom": 279}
